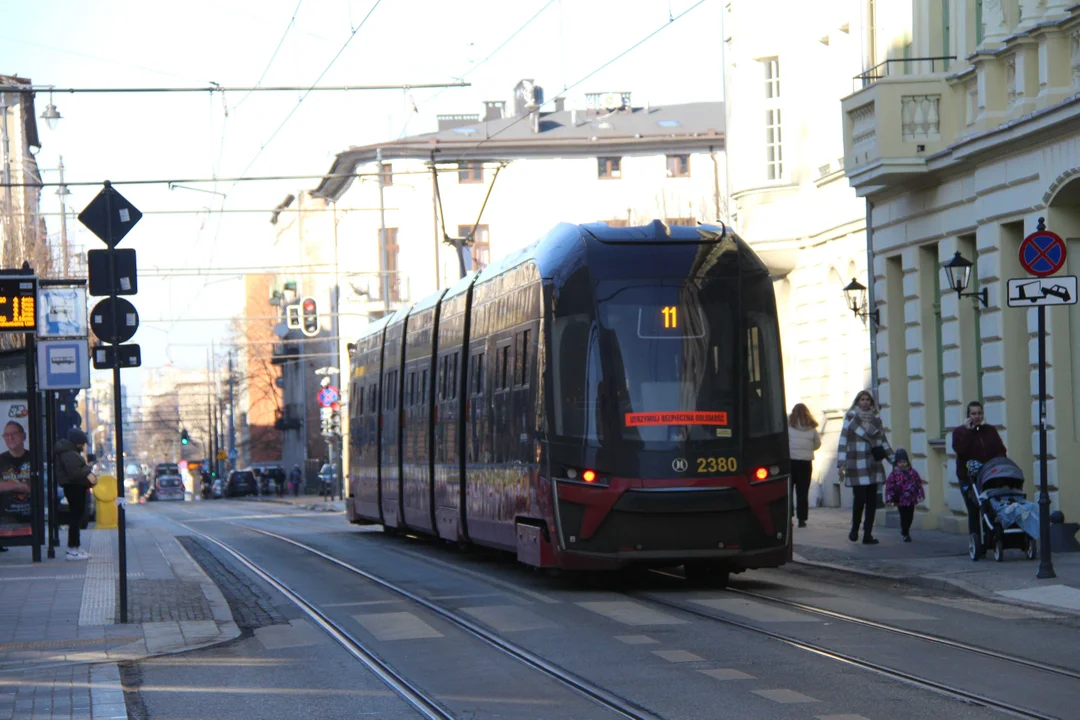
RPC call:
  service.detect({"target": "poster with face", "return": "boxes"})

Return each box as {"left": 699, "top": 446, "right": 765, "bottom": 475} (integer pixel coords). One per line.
{"left": 0, "top": 398, "right": 31, "bottom": 538}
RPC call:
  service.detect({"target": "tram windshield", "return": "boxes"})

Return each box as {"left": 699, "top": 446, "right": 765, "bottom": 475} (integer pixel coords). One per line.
{"left": 553, "top": 275, "right": 785, "bottom": 448}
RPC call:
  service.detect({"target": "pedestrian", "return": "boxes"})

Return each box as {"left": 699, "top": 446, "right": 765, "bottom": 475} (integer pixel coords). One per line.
{"left": 289, "top": 465, "right": 302, "bottom": 497}
{"left": 836, "top": 390, "right": 893, "bottom": 545}
{"left": 885, "top": 448, "right": 924, "bottom": 542}
{"left": 951, "top": 400, "right": 1007, "bottom": 555}
{"left": 788, "top": 403, "right": 821, "bottom": 528}
{"left": 54, "top": 429, "right": 97, "bottom": 561}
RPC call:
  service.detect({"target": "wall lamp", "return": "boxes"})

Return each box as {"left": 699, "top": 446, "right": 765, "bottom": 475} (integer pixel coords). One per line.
{"left": 943, "top": 251, "right": 988, "bottom": 307}
{"left": 842, "top": 278, "right": 879, "bottom": 325}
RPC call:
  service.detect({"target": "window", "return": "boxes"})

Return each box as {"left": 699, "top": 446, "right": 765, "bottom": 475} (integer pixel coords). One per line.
{"left": 380, "top": 228, "right": 400, "bottom": 302}
{"left": 762, "top": 57, "right": 783, "bottom": 180}
{"left": 458, "top": 224, "right": 490, "bottom": 271}
{"left": 357, "top": 386, "right": 364, "bottom": 418}
{"left": 369, "top": 382, "right": 377, "bottom": 414}
{"left": 439, "top": 355, "right": 448, "bottom": 400}
{"left": 598, "top": 157, "right": 622, "bottom": 179}
{"left": 407, "top": 371, "right": 416, "bottom": 407}
{"left": 458, "top": 163, "right": 484, "bottom": 184}
{"left": 420, "top": 368, "right": 428, "bottom": 406}
{"left": 495, "top": 344, "right": 510, "bottom": 390}
{"left": 379, "top": 162, "right": 393, "bottom": 186}
{"left": 516, "top": 329, "right": 530, "bottom": 386}
{"left": 471, "top": 352, "right": 485, "bottom": 395}
{"left": 666, "top": 154, "right": 690, "bottom": 178}
{"left": 763, "top": 57, "right": 780, "bottom": 98}
{"left": 449, "top": 354, "right": 458, "bottom": 399}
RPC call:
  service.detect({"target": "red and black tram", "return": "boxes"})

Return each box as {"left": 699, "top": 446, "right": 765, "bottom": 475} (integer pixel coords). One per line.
{"left": 347, "top": 220, "right": 790, "bottom": 578}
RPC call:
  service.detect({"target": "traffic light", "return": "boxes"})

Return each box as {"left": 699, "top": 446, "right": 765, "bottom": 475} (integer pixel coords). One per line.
{"left": 180, "top": 429, "right": 190, "bottom": 445}
{"left": 301, "top": 297, "right": 319, "bottom": 338}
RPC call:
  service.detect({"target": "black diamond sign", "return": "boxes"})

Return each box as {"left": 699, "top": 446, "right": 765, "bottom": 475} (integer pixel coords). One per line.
{"left": 77, "top": 182, "right": 142, "bottom": 248}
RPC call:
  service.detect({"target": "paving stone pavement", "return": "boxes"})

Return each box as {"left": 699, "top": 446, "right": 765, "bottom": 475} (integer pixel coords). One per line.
{"left": 0, "top": 508, "right": 240, "bottom": 719}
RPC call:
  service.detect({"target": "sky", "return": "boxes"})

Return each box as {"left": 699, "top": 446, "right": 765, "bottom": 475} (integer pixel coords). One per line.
{"left": 4, "top": 0, "right": 724, "bottom": 396}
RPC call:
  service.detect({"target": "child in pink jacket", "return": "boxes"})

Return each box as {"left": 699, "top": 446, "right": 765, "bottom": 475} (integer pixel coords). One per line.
{"left": 885, "top": 448, "right": 924, "bottom": 542}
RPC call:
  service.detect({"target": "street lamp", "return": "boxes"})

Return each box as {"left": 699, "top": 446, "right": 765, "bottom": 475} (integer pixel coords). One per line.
{"left": 943, "top": 251, "right": 989, "bottom": 307}
{"left": 842, "top": 278, "right": 879, "bottom": 325}
{"left": 39, "top": 91, "right": 61, "bottom": 130}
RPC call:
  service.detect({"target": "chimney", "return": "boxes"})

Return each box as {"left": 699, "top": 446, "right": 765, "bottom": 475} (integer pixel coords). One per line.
{"left": 554, "top": 97, "right": 565, "bottom": 112}
{"left": 514, "top": 79, "right": 543, "bottom": 116}
{"left": 531, "top": 109, "right": 540, "bottom": 133}
{"left": 483, "top": 101, "right": 505, "bottom": 122}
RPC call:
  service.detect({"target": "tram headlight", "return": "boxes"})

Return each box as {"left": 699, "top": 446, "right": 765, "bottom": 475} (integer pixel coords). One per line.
{"left": 563, "top": 467, "right": 606, "bottom": 486}
{"left": 752, "top": 467, "right": 770, "bottom": 482}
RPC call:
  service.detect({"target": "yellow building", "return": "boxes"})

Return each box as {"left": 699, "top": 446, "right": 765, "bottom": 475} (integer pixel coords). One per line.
{"left": 841, "top": 0, "right": 1080, "bottom": 531}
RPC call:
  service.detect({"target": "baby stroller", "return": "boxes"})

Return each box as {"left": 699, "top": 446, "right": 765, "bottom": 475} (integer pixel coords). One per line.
{"left": 966, "top": 457, "right": 1038, "bottom": 562}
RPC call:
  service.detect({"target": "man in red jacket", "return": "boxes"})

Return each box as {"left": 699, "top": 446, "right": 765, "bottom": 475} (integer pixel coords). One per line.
{"left": 951, "top": 401, "right": 1007, "bottom": 549}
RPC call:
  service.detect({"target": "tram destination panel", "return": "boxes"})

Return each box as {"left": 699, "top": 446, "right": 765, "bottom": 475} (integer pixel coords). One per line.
{"left": 0, "top": 277, "right": 37, "bottom": 333}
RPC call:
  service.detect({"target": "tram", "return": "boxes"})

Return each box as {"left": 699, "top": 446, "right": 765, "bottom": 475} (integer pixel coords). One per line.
{"left": 346, "top": 220, "right": 790, "bottom": 580}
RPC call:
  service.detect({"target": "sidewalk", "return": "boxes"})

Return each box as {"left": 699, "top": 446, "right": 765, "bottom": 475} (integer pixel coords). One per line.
{"left": 240, "top": 494, "right": 345, "bottom": 513}
{"left": 792, "top": 506, "right": 1080, "bottom": 615}
{"left": 0, "top": 511, "right": 239, "bottom": 719}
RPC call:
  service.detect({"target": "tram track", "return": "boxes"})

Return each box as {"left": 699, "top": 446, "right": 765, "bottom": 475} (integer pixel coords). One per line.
{"left": 635, "top": 572, "right": 1068, "bottom": 720}
{"left": 174, "top": 518, "right": 661, "bottom": 720}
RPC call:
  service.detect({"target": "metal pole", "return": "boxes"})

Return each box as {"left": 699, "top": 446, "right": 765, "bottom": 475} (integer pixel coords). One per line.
{"left": 46, "top": 391, "right": 57, "bottom": 558}
{"left": 228, "top": 351, "right": 235, "bottom": 468}
{"left": 1036, "top": 303, "right": 1056, "bottom": 578}
{"left": 103, "top": 183, "right": 128, "bottom": 622}
{"left": 432, "top": 164, "right": 441, "bottom": 290}
{"left": 377, "top": 148, "right": 390, "bottom": 314}
{"left": 332, "top": 202, "right": 344, "bottom": 501}
{"left": 25, "top": 331, "right": 41, "bottom": 563}
{"left": 58, "top": 158, "right": 69, "bottom": 277}
{"left": 865, "top": 199, "right": 879, "bottom": 397}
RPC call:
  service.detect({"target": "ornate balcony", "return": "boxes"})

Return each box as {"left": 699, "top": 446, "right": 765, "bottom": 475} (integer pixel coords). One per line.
{"left": 842, "top": 65, "right": 958, "bottom": 194}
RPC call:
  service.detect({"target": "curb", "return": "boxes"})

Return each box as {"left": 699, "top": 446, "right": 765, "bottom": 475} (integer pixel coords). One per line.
{"left": 791, "top": 556, "right": 1080, "bottom": 617}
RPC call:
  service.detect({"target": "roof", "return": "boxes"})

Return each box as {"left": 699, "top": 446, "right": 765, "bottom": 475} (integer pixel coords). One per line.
{"left": 312, "top": 101, "right": 724, "bottom": 201}
{"left": 0, "top": 75, "right": 40, "bottom": 150}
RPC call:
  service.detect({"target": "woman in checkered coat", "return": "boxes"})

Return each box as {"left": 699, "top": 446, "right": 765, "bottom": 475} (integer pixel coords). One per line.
{"left": 836, "top": 390, "right": 894, "bottom": 545}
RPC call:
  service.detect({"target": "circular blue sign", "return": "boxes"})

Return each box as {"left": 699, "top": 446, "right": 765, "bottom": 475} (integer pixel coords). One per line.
{"left": 1019, "top": 230, "right": 1066, "bottom": 277}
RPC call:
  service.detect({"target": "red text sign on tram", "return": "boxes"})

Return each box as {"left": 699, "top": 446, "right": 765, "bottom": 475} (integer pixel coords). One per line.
{"left": 625, "top": 411, "right": 729, "bottom": 427}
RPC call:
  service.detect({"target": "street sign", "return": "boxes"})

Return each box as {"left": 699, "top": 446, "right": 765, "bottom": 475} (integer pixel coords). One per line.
{"left": 228, "top": 448, "right": 238, "bottom": 460}
{"left": 87, "top": 249, "right": 138, "bottom": 296}
{"left": 216, "top": 449, "right": 227, "bottom": 461}
{"left": 90, "top": 297, "right": 139, "bottom": 344}
{"left": 1007, "top": 275, "right": 1078, "bottom": 307}
{"left": 92, "top": 343, "right": 142, "bottom": 370}
{"left": 37, "top": 340, "right": 90, "bottom": 390}
{"left": 1019, "top": 229, "right": 1067, "bottom": 277}
{"left": 37, "top": 286, "right": 88, "bottom": 338}
{"left": 317, "top": 386, "right": 340, "bottom": 407}
{"left": 77, "top": 184, "right": 142, "bottom": 248}
{"left": 0, "top": 276, "right": 37, "bottom": 333}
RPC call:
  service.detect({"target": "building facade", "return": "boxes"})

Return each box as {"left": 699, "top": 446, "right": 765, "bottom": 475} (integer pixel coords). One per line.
{"left": 272, "top": 83, "right": 728, "bottom": 487}
{"left": 724, "top": 1, "right": 877, "bottom": 506}
{"left": 0, "top": 76, "right": 47, "bottom": 273}
{"left": 841, "top": 0, "right": 1080, "bottom": 530}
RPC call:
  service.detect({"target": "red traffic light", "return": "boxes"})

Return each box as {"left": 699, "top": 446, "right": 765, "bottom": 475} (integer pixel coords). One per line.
{"left": 303, "top": 299, "right": 316, "bottom": 312}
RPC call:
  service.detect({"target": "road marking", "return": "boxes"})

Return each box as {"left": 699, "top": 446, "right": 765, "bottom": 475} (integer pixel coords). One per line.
{"left": 691, "top": 597, "right": 818, "bottom": 623}
{"left": 577, "top": 601, "right": 688, "bottom": 626}
{"left": 254, "top": 620, "right": 327, "bottom": 649}
{"left": 797, "top": 595, "right": 935, "bottom": 621}
{"left": 752, "top": 688, "right": 819, "bottom": 704}
{"left": 614, "top": 635, "right": 659, "bottom": 645}
{"left": 651, "top": 649, "right": 703, "bottom": 663}
{"left": 352, "top": 612, "right": 443, "bottom": 641}
{"left": 460, "top": 605, "right": 556, "bottom": 632}
{"left": 906, "top": 595, "right": 1060, "bottom": 619}
{"left": 699, "top": 668, "right": 755, "bottom": 680}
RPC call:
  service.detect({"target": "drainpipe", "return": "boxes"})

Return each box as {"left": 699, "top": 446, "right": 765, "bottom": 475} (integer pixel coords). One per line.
{"left": 866, "top": 199, "right": 879, "bottom": 398}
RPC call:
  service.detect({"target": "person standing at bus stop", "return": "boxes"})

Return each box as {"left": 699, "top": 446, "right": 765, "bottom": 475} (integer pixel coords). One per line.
{"left": 788, "top": 404, "right": 821, "bottom": 528}
{"left": 54, "top": 429, "right": 97, "bottom": 560}
{"left": 836, "top": 390, "right": 893, "bottom": 545}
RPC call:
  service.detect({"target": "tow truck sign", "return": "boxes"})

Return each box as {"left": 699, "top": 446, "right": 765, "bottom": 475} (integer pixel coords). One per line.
{"left": 1006, "top": 275, "right": 1078, "bottom": 307}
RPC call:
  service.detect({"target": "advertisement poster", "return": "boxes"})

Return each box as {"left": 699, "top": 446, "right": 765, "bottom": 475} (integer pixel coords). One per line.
{"left": 0, "top": 398, "right": 31, "bottom": 539}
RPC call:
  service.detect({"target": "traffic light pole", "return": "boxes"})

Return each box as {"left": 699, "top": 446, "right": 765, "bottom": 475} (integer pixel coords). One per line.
{"left": 103, "top": 184, "right": 129, "bottom": 624}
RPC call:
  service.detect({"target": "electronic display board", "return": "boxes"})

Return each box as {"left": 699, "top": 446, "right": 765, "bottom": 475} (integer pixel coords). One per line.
{"left": 0, "top": 277, "right": 37, "bottom": 333}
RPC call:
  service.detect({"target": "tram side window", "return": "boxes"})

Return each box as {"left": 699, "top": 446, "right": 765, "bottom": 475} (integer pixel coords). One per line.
{"left": 746, "top": 311, "right": 785, "bottom": 437}
{"left": 449, "top": 354, "right": 459, "bottom": 400}
{"left": 515, "top": 329, "right": 531, "bottom": 386}
{"left": 471, "top": 352, "right": 485, "bottom": 395}
{"left": 421, "top": 368, "right": 428, "bottom": 406}
{"left": 553, "top": 315, "right": 600, "bottom": 441}
{"left": 369, "top": 381, "right": 377, "bottom": 414}
{"left": 407, "top": 372, "right": 416, "bottom": 407}
{"left": 439, "top": 356, "right": 448, "bottom": 400}
{"left": 496, "top": 343, "right": 510, "bottom": 391}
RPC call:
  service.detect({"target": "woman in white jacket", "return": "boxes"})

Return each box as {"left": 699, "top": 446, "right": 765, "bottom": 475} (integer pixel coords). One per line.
{"left": 788, "top": 403, "right": 822, "bottom": 528}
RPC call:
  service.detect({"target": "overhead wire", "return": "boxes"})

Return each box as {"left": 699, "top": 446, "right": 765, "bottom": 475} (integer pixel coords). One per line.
{"left": 447, "top": 0, "right": 708, "bottom": 163}
{"left": 231, "top": 0, "right": 305, "bottom": 111}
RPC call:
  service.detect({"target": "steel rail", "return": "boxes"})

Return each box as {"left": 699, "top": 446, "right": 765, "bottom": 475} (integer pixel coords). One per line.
{"left": 230, "top": 523, "right": 661, "bottom": 720}
{"left": 171, "top": 520, "right": 453, "bottom": 720}
{"left": 635, "top": 588, "right": 1059, "bottom": 720}
{"left": 725, "top": 586, "right": 1080, "bottom": 681}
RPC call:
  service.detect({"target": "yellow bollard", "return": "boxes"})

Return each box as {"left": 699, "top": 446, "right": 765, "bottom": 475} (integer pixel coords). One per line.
{"left": 92, "top": 475, "right": 118, "bottom": 530}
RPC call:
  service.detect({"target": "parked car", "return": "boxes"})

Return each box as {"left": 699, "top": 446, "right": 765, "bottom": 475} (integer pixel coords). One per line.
{"left": 225, "top": 470, "right": 257, "bottom": 498}
{"left": 210, "top": 478, "right": 224, "bottom": 499}
{"left": 148, "top": 475, "right": 184, "bottom": 501}
{"left": 317, "top": 464, "right": 337, "bottom": 496}
{"left": 250, "top": 463, "right": 286, "bottom": 495}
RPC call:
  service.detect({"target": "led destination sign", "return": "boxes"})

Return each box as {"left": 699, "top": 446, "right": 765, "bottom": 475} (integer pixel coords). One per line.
{"left": 0, "top": 277, "right": 37, "bottom": 333}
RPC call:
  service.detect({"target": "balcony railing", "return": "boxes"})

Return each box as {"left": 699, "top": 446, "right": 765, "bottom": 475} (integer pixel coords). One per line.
{"left": 854, "top": 56, "right": 957, "bottom": 91}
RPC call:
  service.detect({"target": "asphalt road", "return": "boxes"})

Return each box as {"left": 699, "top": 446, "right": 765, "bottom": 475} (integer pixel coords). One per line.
{"left": 124, "top": 498, "right": 1080, "bottom": 719}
